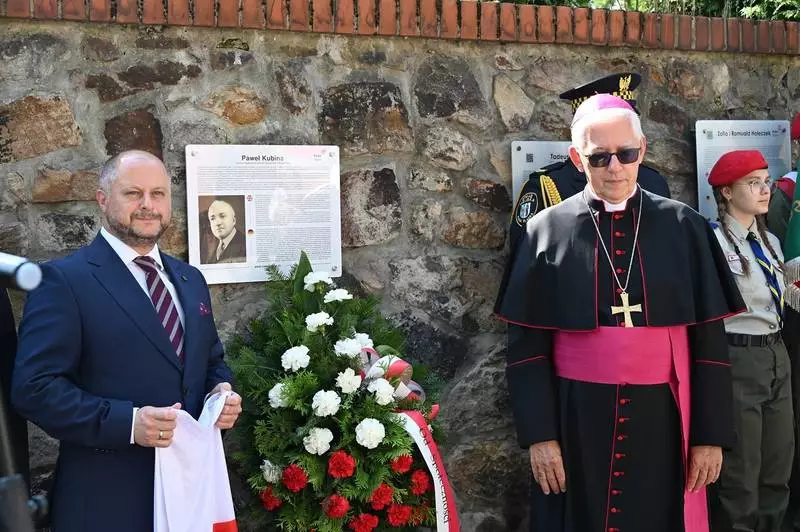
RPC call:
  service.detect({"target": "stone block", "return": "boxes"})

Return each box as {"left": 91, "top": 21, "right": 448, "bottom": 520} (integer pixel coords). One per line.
{"left": 464, "top": 178, "right": 511, "bottom": 212}
{"left": 493, "top": 74, "right": 534, "bottom": 132}
{"left": 443, "top": 207, "right": 504, "bottom": 249}
{"left": 320, "top": 82, "right": 413, "bottom": 155}
{"left": 421, "top": 127, "right": 477, "bottom": 171}
{"left": 0, "top": 96, "right": 81, "bottom": 164}
{"left": 201, "top": 87, "right": 267, "bottom": 126}
{"left": 104, "top": 108, "right": 163, "bottom": 158}
{"left": 341, "top": 168, "right": 401, "bottom": 247}
{"left": 32, "top": 168, "right": 99, "bottom": 203}
{"left": 414, "top": 57, "right": 489, "bottom": 128}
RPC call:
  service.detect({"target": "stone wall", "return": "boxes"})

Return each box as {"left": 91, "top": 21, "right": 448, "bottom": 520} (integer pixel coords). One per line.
{"left": 2, "top": 18, "right": 799, "bottom": 531}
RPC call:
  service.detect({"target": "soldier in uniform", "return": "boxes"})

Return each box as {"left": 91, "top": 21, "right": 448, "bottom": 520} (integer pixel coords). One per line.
{"left": 509, "top": 73, "right": 671, "bottom": 255}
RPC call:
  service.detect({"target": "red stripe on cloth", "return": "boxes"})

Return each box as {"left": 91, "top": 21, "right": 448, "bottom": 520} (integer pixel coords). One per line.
{"left": 493, "top": 314, "right": 561, "bottom": 330}
{"left": 400, "top": 410, "right": 461, "bottom": 531}
{"left": 213, "top": 520, "right": 238, "bottom": 532}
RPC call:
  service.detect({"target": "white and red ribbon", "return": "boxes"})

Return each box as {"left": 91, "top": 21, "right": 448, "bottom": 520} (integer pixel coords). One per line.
{"left": 360, "top": 348, "right": 426, "bottom": 401}
{"left": 397, "top": 410, "right": 460, "bottom": 532}
{"left": 359, "top": 347, "right": 459, "bottom": 530}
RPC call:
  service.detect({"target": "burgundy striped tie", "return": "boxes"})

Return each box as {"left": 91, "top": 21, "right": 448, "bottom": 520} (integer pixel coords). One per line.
{"left": 133, "top": 256, "right": 185, "bottom": 360}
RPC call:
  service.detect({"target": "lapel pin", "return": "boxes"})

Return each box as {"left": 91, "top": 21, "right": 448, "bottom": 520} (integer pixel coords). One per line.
{"left": 181, "top": 275, "right": 188, "bottom": 281}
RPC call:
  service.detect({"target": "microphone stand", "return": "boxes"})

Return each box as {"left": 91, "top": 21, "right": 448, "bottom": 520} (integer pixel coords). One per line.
{"left": 0, "top": 380, "right": 46, "bottom": 532}
{"left": 0, "top": 283, "right": 47, "bottom": 531}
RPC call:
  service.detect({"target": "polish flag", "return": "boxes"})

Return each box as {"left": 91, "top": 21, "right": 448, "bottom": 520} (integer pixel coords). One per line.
{"left": 155, "top": 392, "right": 237, "bottom": 532}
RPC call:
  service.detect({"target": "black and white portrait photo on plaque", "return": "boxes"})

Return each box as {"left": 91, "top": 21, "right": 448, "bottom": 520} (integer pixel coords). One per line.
{"left": 198, "top": 195, "right": 247, "bottom": 265}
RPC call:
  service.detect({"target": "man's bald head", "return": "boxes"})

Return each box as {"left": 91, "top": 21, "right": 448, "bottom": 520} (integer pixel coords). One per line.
{"left": 99, "top": 150, "right": 166, "bottom": 194}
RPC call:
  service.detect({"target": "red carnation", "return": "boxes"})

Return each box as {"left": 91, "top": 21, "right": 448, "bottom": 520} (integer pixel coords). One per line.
{"left": 259, "top": 486, "right": 282, "bottom": 511}
{"left": 328, "top": 450, "right": 356, "bottom": 478}
{"left": 322, "top": 494, "right": 350, "bottom": 518}
{"left": 282, "top": 464, "right": 309, "bottom": 493}
{"left": 387, "top": 504, "right": 413, "bottom": 527}
{"left": 390, "top": 455, "right": 413, "bottom": 474}
{"left": 370, "top": 483, "right": 393, "bottom": 510}
{"left": 410, "top": 469, "right": 431, "bottom": 495}
{"left": 348, "top": 513, "right": 380, "bottom": 532}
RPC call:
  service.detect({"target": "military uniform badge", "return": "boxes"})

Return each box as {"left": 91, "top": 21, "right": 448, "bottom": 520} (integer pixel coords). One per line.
{"left": 515, "top": 192, "right": 538, "bottom": 226}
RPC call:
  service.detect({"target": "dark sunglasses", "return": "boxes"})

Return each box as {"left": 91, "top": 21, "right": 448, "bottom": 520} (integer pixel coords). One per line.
{"left": 583, "top": 148, "right": 641, "bottom": 168}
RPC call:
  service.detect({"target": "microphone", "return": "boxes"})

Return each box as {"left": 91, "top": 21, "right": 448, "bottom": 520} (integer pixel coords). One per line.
{"left": 0, "top": 253, "right": 41, "bottom": 292}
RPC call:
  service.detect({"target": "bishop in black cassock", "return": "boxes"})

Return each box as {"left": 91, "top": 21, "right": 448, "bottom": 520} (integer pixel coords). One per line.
{"left": 495, "top": 94, "right": 745, "bottom": 532}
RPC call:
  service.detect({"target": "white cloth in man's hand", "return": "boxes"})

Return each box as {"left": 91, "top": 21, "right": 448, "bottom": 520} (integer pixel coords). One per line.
{"left": 154, "top": 391, "right": 237, "bottom": 532}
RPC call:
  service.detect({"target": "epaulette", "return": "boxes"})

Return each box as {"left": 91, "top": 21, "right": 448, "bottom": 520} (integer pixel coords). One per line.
{"left": 540, "top": 175, "right": 563, "bottom": 209}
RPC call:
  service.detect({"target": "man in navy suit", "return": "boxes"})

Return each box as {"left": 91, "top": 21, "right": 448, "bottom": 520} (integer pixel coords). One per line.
{"left": 12, "top": 150, "right": 243, "bottom": 532}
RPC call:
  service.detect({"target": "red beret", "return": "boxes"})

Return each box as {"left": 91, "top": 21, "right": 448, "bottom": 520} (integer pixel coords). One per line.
{"left": 708, "top": 150, "right": 768, "bottom": 187}
{"left": 792, "top": 112, "right": 800, "bottom": 140}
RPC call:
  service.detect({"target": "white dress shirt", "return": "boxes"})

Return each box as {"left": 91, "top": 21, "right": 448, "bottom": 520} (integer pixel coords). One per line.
{"left": 99, "top": 227, "right": 186, "bottom": 444}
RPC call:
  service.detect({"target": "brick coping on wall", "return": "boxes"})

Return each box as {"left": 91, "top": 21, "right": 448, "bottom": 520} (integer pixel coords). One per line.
{"left": 1, "top": 0, "right": 798, "bottom": 55}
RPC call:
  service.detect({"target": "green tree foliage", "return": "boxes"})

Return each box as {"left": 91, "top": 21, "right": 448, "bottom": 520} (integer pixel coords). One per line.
{"left": 505, "top": 0, "right": 799, "bottom": 21}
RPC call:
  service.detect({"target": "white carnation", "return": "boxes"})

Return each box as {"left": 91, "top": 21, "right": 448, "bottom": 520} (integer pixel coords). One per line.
{"left": 366, "top": 365, "right": 385, "bottom": 379}
{"left": 354, "top": 332, "right": 374, "bottom": 349}
{"left": 323, "top": 288, "right": 353, "bottom": 303}
{"left": 334, "top": 338, "right": 363, "bottom": 358}
{"left": 304, "top": 271, "right": 334, "bottom": 292}
{"left": 260, "top": 459, "right": 281, "bottom": 483}
{"left": 355, "top": 418, "right": 386, "bottom": 449}
{"left": 268, "top": 383, "right": 287, "bottom": 408}
{"left": 306, "top": 312, "right": 334, "bottom": 332}
{"left": 336, "top": 368, "right": 362, "bottom": 394}
{"left": 312, "top": 390, "right": 341, "bottom": 417}
{"left": 367, "top": 378, "right": 395, "bottom": 406}
{"left": 281, "top": 345, "right": 310, "bottom": 372}
{"left": 303, "top": 427, "right": 334, "bottom": 455}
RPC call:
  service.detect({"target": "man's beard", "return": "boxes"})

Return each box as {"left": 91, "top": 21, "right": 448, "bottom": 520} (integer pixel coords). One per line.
{"left": 106, "top": 212, "right": 169, "bottom": 249}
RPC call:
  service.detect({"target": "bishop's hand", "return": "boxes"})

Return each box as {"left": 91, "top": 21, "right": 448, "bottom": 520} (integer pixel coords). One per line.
{"left": 529, "top": 440, "right": 567, "bottom": 495}
{"left": 686, "top": 445, "right": 722, "bottom": 492}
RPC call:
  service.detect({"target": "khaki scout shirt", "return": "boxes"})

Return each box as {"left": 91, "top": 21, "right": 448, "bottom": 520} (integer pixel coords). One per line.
{"left": 713, "top": 214, "right": 785, "bottom": 335}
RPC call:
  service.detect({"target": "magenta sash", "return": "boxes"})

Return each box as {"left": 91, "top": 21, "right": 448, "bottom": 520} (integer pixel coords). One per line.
{"left": 553, "top": 326, "right": 708, "bottom": 532}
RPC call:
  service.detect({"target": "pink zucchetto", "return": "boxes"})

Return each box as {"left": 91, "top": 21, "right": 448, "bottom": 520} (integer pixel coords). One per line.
{"left": 571, "top": 94, "right": 636, "bottom": 128}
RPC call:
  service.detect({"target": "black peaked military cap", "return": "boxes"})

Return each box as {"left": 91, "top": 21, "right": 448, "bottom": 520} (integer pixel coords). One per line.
{"left": 559, "top": 72, "right": 642, "bottom": 114}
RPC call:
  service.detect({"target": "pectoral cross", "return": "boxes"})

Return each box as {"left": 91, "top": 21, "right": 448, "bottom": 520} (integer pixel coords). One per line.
{"left": 611, "top": 291, "right": 642, "bottom": 328}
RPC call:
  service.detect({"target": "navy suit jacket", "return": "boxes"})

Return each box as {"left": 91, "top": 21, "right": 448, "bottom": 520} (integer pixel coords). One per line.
{"left": 12, "top": 235, "right": 233, "bottom": 532}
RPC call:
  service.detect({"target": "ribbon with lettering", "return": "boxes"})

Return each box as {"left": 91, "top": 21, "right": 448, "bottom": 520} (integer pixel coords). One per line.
{"left": 360, "top": 348, "right": 459, "bottom": 531}
{"left": 397, "top": 410, "right": 460, "bottom": 532}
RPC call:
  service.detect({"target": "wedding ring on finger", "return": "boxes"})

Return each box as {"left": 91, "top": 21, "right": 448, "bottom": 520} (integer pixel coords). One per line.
{"left": 158, "top": 430, "right": 164, "bottom": 440}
